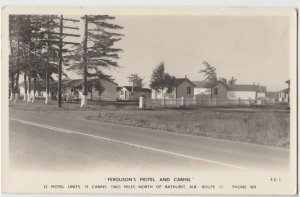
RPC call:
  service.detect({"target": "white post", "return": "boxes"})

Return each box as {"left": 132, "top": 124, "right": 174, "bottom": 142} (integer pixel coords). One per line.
{"left": 23, "top": 93, "right": 28, "bottom": 101}
{"left": 45, "top": 93, "right": 50, "bottom": 104}
{"left": 10, "top": 91, "right": 15, "bottom": 101}
{"left": 14, "top": 93, "right": 20, "bottom": 104}
{"left": 193, "top": 96, "right": 196, "bottom": 105}
{"left": 31, "top": 92, "right": 35, "bottom": 103}
{"left": 181, "top": 96, "right": 185, "bottom": 107}
{"left": 81, "top": 95, "right": 88, "bottom": 108}
{"left": 139, "top": 97, "right": 145, "bottom": 109}
{"left": 27, "top": 92, "right": 31, "bottom": 102}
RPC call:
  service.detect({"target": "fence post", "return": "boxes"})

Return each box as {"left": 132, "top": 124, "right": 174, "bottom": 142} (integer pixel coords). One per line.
{"left": 181, "top": 96, "right": 185, "bottom": 107}
{"left": 193, "top": 96, "right": 196, "bottom": 105}
{"left": 139, "top": 97, "right": 145, "bottom": 109}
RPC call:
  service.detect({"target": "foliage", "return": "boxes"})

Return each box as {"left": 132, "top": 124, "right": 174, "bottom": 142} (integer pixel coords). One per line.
{"left": 219, "top": 77, "right": 227, "bottom": 84}
{"left": 199, "top": 61, "right": 217, "bottom": 82}
{"left": 128, "top": 74, "right": 144, "bottom": 88}
{"left": 66, "top": 15, "right": 123, "bottom": 76}
{"left": 150, "top": 62, "right": 175, "bottom": 92}
{"left": 199, "top": 61, "right": 237, "bottom": 85}
{"left": 87, "top": 70, "right": 115, "bottom": 82}
{"left": 228, "top": 77, "right": 237, "bottom": 85}
{"left": 92, "top": 80, "right": 106, "bottom": 96}
{"left": 9, "top": 15, "right": 61, "bottom": 83}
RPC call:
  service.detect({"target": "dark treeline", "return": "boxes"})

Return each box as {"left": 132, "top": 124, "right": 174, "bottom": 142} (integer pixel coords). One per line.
{"left": 9, "top": 14, "right": 123, "bottom": 107}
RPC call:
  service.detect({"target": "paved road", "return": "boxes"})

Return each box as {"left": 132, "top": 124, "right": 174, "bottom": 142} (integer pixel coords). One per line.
{"left": 9, "top": 108, "right": 289, "bottom": 173}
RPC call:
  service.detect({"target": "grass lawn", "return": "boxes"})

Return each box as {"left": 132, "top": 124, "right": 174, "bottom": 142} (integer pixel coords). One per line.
{"left": 9, "top": 99, "right": 290, "bottom": 148}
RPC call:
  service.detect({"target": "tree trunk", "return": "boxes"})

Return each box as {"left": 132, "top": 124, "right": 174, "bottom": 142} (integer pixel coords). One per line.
{"left": 9, "top": 22, "right": 14, "bottom": 101}
{"left": 23, "top": 73, "right": 28, "bottom": 101}
{"left": 45, "top": 23, "right": 50, "bottom": 105}
{"left": 27, "top": 72, "right": 32, "bottom": 102}
{"left": 32, "top": 75, "right": 36, "bottom": 103}
{"left": 10, "top": 73, "right": 15, "bottom": 100}
{"left": 45, "top": 72, "right": 50, "bottom": 104}
{"left": 14, "top": 70, "right": 20, "bottom": 103}
{"left": 90, "top": 86, "right": 93, "bottom": 100}
{"left": 81, "top": 15, "right": 88, "bottom": 108}
{"left": 58, "top": 15, "right": 63, "bottom": 107}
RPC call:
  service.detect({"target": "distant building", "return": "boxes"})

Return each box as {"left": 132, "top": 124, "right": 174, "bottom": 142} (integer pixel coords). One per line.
{"left": 267, "top": 80, "right": 290, "bottom": 104}
{"left": 266, "top": 91, "right": 279, "bottom": 103}
{"left": 117, "top": 86, "right": 152, "bottom": 101}
{"left": 152, "top": 77, "right": 195, "bottom": 99}
{"left": 193, "top": 80, "right": 266, "bottom": 100}
{"left": 278, "top": 88, "right": 289, "bottom": 103}
{"left": 61, "top": 78, "right": 118, "bottom": 101}
{"left": 193, "top": 80, "right": 214, "bottom": 95}
{"left": 227, "top": 84, "right": 266, "bottom": 100}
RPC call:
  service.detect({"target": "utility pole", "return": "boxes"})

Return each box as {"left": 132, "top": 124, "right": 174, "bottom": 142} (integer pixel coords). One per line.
{"left": 32, "top": 19, "right": 38, "bottom": 103}
{"left": 81, "top": 15, "right": 88, "bottom": 108}
{"left": 58, "top": 15, "right": 63, "bottom": 107}
{"left": 14, "top": 25, "right": 20, "bottom": 103}
{"left": 45, "top": 17, "right": 50, "bottom": 104}
{"left": 44, "top": 15, "right": 80, "bottom": 107}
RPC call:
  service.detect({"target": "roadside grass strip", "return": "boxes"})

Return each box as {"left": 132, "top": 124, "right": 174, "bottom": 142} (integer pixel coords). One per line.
{"left": 10, "top": 118, "right": 253, "bottom": 172}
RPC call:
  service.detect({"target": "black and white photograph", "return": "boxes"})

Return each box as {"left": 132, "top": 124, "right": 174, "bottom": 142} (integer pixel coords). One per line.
{"left": 1, "top": 6, "right": 297, "bottom": 195}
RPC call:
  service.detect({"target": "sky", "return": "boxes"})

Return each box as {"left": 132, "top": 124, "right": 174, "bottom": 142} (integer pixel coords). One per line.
{"left": 66, "top": 14, "right": 291, "bottom": 91}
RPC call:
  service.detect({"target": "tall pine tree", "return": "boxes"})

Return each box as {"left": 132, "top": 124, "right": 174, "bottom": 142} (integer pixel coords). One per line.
{"left": 67, "top": 15, "right": 123, "bottom": 107}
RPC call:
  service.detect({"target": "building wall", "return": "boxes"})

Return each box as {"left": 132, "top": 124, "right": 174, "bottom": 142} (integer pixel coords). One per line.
{"left": 118, "top": 88, "right": 131, "bottom": 100}
{"left": 227, "top": 91, "right": 256, "bottom": 100}
{"left": 75, "top": 80, "right": 117, "bottom": 101}
{"left": 257, "top": 92, "right": 266, "bottom": 98}
{"left": 211, "top": 83, "right": 227, "bottom": 99}
{"left": 100, "top": 79, "right": 117, "bottom": 101}
{"left": 119, "top": 87, "right": 152, "bottom": 101}
{"left": 176, "top": 80, "right": 194, "bottom": 98}
{"left": 131, "top": 91, "right": 151, "bottom": 101}
{"left": 151, "top": 88, "right": 176, "bottom": 99}
{"left": 194, "top": 87, "right": 211, "bottom": 95}
{"left": 279, "top": 92, "right": 288, "bottom": 103}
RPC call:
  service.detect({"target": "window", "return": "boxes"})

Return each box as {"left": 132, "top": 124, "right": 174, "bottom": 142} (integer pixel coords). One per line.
{"left": 167, "top": 87, "right": 172, "bottom": 93}
{"left": 187, "top": 87, "right": 191, "bottom": 94}
{"left": 121, "top": 90, "right": 124, "bottom": 95}
{"left": 214, "top": 88, "right": 218, "bottom": 95}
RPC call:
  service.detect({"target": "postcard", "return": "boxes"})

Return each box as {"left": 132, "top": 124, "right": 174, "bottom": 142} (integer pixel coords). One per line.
{"left": 1, "top": 6, "right": 297, "bottom": 195}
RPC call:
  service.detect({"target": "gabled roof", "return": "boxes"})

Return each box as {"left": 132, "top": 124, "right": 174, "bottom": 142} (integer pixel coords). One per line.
{"left": 193, "top": 80, "right": 215, "bottom": 88}
{"left": 118, "top": 86, "right": 152, "bottom": 93}
{"left": 212, "top": 80, "right": 230, "bottom": 89}
{"left": 192, "top": 80, "right": 267, "bottom": 93}
{"left": 266, "top": 91, "right": 279, "bottom": 99}
{"left": 228, "top": 85, "right": 266, "bottom": 92}
{"left": 61, "top": 78, "right": 118, "bottom": 88}
{"left": 62, "top": 79, "right": 83, "bottom": 87}
{"left": 174, "top": 78, "right": 195, "bottom": 87}
{"left": 279, "top": 88, "right": 289, "bottom": 93}
{"left": 193, "top": 80, "right": 229, "bottom": 89}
